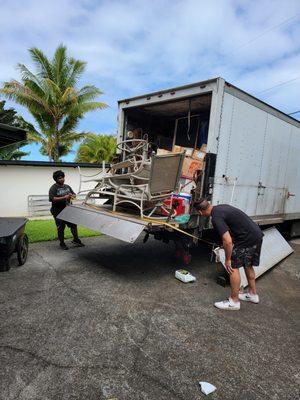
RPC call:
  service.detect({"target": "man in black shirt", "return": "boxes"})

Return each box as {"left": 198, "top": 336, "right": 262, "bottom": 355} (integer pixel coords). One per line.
{"left": 194, "top": 198, "right": 263, "bottom": 311}
{"left": 49, "top": 170, "right": 84, "bottom": 250}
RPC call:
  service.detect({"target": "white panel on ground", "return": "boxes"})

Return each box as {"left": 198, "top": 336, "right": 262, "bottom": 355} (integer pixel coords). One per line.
{"left": 215, "top": 227, "right": 294, "bottom": 287}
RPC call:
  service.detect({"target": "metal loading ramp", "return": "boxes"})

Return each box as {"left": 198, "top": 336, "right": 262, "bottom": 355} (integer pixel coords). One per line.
{"left": 57, "top": 204, "right": 151, "bottom": 243}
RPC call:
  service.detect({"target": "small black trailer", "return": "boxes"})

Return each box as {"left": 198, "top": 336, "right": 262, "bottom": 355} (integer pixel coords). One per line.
{"left": 0, "top": 218, "right": 29, "bottom": 271}
{"left": 0, "top": 123, "right": 28, "bottom": 272}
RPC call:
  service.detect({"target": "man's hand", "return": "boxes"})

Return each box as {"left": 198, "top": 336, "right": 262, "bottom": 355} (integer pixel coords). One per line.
{"left": 222, "top": 231, "right": 233, "bottom": 274}
{"left": 65, "top": 194, "right": 72, "bottom": 200}
{"left": 225, "top": 258, "right": 234, "bottom": 274}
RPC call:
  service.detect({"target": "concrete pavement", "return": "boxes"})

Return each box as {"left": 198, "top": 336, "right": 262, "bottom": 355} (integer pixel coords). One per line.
{"left": 0, "top": 236, "right": 299, "bottom": 400}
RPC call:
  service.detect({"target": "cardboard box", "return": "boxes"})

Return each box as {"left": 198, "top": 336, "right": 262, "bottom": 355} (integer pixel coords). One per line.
{"left": 181, "top": 157, "right": 203, "bottom": 179}
{"left": 200, "top": 143, "right": 207, "bottom": 152}
{"left": 172, "top": 145, "right": 184, "bottom": 153}
{"left": 192, "top": 149, "right": 206, "bottom": 161}
{"left": 185, "top": 147, "right": 194, "bottom": 156}
{"left": 157, "top": 148, "right": 172, "bottom": 155}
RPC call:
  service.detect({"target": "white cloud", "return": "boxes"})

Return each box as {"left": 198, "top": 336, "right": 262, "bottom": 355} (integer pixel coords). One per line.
{"left": 0, "top": 0, "right": 299, "bottom": 160}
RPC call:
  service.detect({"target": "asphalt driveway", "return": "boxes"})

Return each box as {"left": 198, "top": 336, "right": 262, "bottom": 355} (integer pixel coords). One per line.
{"left": 0, "top": 236, "right": 299, "bottom": 400}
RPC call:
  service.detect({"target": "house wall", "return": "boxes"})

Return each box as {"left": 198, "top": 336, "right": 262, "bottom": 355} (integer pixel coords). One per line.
{"left": 0, "top": 164, "right": 100, "bottom": 217}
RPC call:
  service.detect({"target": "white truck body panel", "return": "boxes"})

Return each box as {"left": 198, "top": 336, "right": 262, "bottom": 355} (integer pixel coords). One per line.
{"left": 213, "top": 86, "right": 300, "bottom": 222}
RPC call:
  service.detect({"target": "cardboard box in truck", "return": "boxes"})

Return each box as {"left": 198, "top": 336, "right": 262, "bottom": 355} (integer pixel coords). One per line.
{"left": 182, "top": 157, "right": 203, "bottom": 179}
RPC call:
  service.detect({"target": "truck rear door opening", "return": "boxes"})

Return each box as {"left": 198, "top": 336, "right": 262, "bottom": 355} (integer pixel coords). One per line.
{"left": 123, "top": 93, "right": 212, "bottom": 154}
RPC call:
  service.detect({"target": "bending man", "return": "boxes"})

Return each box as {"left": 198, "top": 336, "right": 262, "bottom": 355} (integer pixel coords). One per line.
{"left": 194, "top": 199, "right": 263, "bottom": 311}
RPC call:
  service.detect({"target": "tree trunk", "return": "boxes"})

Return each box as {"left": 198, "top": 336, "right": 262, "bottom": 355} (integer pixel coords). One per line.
{"left": 54, "top": 121, "right": 60, "bottom": 162}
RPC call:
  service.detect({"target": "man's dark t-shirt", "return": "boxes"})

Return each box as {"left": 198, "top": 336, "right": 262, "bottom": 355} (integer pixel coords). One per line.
{"left": 211, "top": 204, "right": 263, "bottom": 247}
{"left": 49, "top": 184, "right": 75, "bottom": 217}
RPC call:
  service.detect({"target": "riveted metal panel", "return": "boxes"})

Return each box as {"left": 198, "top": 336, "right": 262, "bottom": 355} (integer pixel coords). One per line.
{"left": 255, "top": 115, "right": 291, "bottom": 216}
{"left": 212, "top": 91, "right": 300, "bottom": 221}
{"left": 284, "top": 125, "right": 300, "bottom": 215}
{"left": 212, "top": 92, "right": 266, "bottom": 215}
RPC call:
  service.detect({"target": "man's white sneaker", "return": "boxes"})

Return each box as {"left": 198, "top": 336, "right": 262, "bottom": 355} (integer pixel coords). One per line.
{"left": 214, "top": 298, "right": 240, "bottom": 311}
{"left": 239, "top": 292, "right": 259, "bottom": 304}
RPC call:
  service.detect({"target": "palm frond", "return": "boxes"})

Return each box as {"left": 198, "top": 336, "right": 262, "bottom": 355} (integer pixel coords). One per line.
{"left": 43, "top": 78, "right": 62, "bottom": 103}
{"left": 60, "top": 87, "right": 77, "bottom": 106}
{"left": 53, "top": 44, "right": 70, "bottom": 88}
{"left": 59, "top": 131, "right": 88, "bottom": 142}
{"left": 65, "top": 58, "right": 86, "bottom": 87}
{"left": 58, "top": 114, "right": 79, "bottom": 135}
{"left": 17, "top": 63, "right": 43, "bottom": 88}
{"left": 1, "top": 81, "right": 51, "bottom": 114}
{"left": 72, "top": 101, "right": 108, "bottom": 116}
{"left": 29, "top": 47, "right": 54, "bottom": 80}
{"left": 24, "top": 79, "right": 46, "bottom": 100}
{"left": 77, "top": 85, "right": 105, "bottom": 103}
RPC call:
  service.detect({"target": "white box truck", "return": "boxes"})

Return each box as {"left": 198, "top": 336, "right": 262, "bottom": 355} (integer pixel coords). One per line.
{"left": 117, "top": 77, "right": 300, "bottom": 230}
{"left": 60, "top": 77, "right": 300, "bottom": 262}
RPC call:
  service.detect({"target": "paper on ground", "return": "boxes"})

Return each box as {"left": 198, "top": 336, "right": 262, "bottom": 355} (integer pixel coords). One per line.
{"left": 199, "top": 381, "right": 216, "bottom": 395}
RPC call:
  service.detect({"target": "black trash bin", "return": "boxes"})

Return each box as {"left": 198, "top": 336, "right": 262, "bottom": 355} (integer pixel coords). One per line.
{"left": 0, "top": 218, "right": 29, "bottom": 272}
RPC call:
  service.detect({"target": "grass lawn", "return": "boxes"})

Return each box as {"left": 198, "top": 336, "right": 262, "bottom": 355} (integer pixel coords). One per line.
{"left": 25, "top": 219, "right": 101, "bottom": 243}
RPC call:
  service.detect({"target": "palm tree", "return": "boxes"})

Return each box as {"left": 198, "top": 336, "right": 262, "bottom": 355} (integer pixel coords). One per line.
{"left": 75, "top": 134, "right": 116, "bottom": 163}
{"left": 0, "top": 45, "right": 107, "bottom": 161}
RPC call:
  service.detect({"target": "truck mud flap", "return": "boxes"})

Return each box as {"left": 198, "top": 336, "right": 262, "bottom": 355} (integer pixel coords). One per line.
{"left": 57, "top": 204, "right": 148, "bottom": 243}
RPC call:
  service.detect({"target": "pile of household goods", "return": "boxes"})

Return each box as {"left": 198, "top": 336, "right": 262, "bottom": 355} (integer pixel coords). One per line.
{"left": 156, "top": 143, "right": 206, "bottom": 222}
{"left": 78, "top": 134, "right": 206, "bottom": 222}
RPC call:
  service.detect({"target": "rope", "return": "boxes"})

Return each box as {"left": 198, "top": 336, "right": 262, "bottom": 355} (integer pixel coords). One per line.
{"left": 82, "top": 202, "right": 216, "bottom": 246}
{"left": 142, "top": 216, "right": 216, "bottom": 245}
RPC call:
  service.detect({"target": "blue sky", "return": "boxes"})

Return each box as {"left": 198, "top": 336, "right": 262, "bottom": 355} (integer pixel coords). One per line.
{"left": 1, "top": 0, "right": 300, "bottom": 161}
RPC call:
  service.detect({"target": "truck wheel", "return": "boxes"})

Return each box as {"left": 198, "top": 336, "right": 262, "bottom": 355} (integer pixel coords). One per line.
{"left": 175, "top": 250, "right": 191, "bottom": 265}
{"left": 0, "top": 256, "right": 10, "bottom": 272}
{"left": 17, "top": 234, "right": 29, "bottom": 266}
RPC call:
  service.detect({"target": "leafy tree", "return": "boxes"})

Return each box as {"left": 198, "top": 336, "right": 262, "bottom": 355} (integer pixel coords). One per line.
{"left": 75, "top": 134, "right": 116, "bottom": 163}
{"left": 0, "top": 45, "right": 107, "bottom": 161}
{"left": 0, "top": 100, "right": 30, "bottom": 160}
{"left": 0, "top": 100, "right": 17, "bottom": 124}
{"left": 0, "top": 142, "right": 29, "bottom": 160}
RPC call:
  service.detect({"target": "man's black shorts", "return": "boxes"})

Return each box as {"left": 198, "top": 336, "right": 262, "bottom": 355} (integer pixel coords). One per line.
{"left": 231, "top": 239, "right": 263, "bottom": 269}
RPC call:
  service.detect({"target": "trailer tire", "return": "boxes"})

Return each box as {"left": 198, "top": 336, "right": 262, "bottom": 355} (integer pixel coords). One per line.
{"left": 17, "top": 233, "right": 29, "bottom": 266}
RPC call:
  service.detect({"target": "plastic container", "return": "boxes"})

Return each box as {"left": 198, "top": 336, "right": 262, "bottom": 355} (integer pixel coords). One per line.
{"left": 174, "top": 214, "right": 190, "bottom": 224}
{"left": 175, "top": 193, "right": 191, "bottom": 214}
{"left": 162, "top": 197, "right": 185, "bottom": 216}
